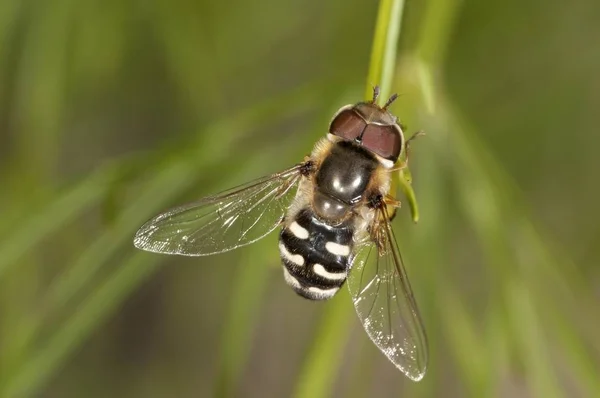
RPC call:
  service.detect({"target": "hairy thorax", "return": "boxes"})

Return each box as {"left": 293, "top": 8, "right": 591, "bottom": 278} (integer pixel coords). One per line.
{"left": 309, "top": 139, "right": 390, "bottom": 223}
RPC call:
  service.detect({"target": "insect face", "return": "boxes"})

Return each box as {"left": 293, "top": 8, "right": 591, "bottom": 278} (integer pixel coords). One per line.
{"left": 328, "top": 101, "right": 405, "bottom": 163}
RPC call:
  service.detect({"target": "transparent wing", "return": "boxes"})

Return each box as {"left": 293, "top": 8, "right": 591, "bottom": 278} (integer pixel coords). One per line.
{"left": 347, "top": 206, "right": 428, "bottom": 381}
{"left": 133, "top": 164, "right": 304, "bottom": 256}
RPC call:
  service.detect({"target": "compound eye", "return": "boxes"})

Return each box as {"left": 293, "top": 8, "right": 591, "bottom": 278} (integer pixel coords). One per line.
{"left": 329, "top": 108, "right": 367, "bottom": 141}
{"left": 360, "top": 124, "right": 403, "bottom": 162}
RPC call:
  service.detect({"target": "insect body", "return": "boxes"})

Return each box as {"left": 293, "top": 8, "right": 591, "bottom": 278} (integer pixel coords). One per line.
{"left": 134, "top": 87, "right": 428, "bottom": 381}
{"left": 280, "top": 130, "right": 393, "bottom": 300}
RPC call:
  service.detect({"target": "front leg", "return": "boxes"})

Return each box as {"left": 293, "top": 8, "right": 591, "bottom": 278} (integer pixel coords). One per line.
{"left": 390, "top": 130, "right": 425, "bottom": 171}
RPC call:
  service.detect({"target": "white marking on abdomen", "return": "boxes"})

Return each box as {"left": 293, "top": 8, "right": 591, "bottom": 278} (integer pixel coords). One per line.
{"left": 289, "top": 221, "right": 309, "bottom": 239}
{"left": 325, "top": 242, "right": 350, "bottom": 256}
{"left": 282, "top": 267, "right": 302, "bottom": 289}
{"left": 308, "top": 286, "right": 339, "bottom": 299}
{"left": 279, "top": 242, "right": 305, "bottom": 266}
{"left": 313, "top": 264, "right": 346, "bottom": 281}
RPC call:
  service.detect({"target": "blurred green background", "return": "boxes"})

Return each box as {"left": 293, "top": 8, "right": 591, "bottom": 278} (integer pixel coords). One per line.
{"left": 1, "top": 0, "right": 599, "bottom": 397}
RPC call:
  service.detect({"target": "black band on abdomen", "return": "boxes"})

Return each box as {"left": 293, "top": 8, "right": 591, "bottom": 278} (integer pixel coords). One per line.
{"left": 279, "top": 208, "right": 354, "bottom": 300}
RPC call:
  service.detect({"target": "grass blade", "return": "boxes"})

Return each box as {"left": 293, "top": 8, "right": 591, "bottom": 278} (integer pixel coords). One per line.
{"left": 365, "top": 0, "right": 405, "bottom": 102}
{"left": 292, "top": 292, "right": 353, "bottom": 398}
{"left": 2, "top": 252, "right": 161, "bottom": 397}
{"left": 0, "top": 84, "right": 319, "bottom": 396}
{"left": 293, "top": 1, "right": 409, "bottom": 396}
{"left": 0, "top": 163, "right": 121, "bottom": 279}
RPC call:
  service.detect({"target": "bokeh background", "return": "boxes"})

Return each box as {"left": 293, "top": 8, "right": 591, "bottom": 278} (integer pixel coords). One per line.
{"left": 1, "top": 0, "right": 599, "bottom": 397}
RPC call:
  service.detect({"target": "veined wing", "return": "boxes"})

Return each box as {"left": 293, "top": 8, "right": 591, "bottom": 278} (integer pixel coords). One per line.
{"left": 133, "top": 164, "right": 305, "bottom": 256}
{"left": 347, "top": 205, "right": 428, "bottom": 381}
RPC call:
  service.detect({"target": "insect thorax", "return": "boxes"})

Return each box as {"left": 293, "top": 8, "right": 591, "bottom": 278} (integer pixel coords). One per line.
{"left": 312, "top": 140, "right": 380, "bottom": 221}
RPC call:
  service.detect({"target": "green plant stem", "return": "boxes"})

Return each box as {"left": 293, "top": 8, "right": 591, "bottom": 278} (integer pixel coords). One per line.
{"left": 212, "top": 94, "right": 341, "bottom": 397}
{"left": 440, "top": 289, "right": 489, "bottom": 396}
{"left": 292, "top": 291, "right": 353, "bottom": 398}
{"left": 365, "top": 0, "right": 404, "bottom": 103}
{"left": 214, "top": 242, "right": 275, "bottom": 398}
{"left": 414, "top": 0, "right": 462, "bottom": 67}
{"left": 293, "top": 1, "right": 408, "bottom": 397}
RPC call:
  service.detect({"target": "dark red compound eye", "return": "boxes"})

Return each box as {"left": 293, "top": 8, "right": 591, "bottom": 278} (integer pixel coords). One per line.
{"left": 329, "top": 108, "right": 367, "bottom": 141}
{"left": 329, "top": 103, "right": 404, "bottom": 163}
{"left": 360, "top": 124, "right": 403, "bottom": 161}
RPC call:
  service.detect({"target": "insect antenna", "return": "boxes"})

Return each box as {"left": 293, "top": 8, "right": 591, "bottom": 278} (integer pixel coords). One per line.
{"left": 372, "top": 85, "right": 381, "bottom": 103}
{"left": 382, "top": 93, "right": 398, "bottom": 110}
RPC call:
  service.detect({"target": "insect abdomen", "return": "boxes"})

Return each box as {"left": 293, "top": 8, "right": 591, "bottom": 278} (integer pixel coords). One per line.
{"left": 279, "top": 208, "right": 353, "bottom": 300}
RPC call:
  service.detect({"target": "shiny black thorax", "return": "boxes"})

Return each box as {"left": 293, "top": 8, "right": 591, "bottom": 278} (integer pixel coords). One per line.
{"left": 313, "top": 141, "right": 379, "bottom": 222}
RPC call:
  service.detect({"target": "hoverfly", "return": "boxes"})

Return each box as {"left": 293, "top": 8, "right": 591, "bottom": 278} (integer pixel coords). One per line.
{"left": 133, "top": 86, "right": 428, "bottom": 381}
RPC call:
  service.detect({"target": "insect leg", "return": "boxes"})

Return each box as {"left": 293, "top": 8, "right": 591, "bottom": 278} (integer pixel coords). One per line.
{"left": 383, "top": 196, "right": 399, "bottom": 222}
{"left": 404, "top": 130, "right": 425, "bottom": 165}
{"left": 389, "top": 130, "right": 425, "bottom": 171}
